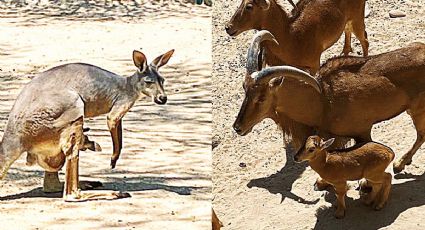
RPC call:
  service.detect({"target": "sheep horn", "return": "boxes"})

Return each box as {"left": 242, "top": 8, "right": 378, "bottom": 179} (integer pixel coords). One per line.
{"left": 247, "top": 30, "right": 279, "bottom": 74}
{"left": 251, "top": 66, "right": 322, "bottom": 93}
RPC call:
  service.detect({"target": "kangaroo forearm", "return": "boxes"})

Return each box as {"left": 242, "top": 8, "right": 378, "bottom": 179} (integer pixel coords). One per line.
{"left": 109, "top": 119, "right": 122, "bottom": 169}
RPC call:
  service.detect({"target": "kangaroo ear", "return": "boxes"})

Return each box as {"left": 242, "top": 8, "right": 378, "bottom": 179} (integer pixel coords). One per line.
{"left": 133, "top": 50, "right": 148, "bottom": 72}
{"left": 152, "top": 49, "right": 175, "bottom": 68}
{"left": 255, "top": 0, "right": 270, "bottom": 10}
{"left": 320, "top": 138, "right": 335, "bottom": 150}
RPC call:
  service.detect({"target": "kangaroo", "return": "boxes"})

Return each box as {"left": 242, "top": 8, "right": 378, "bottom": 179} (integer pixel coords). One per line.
{"left": 0, "top": 49, "right": 174, "bottom": 201}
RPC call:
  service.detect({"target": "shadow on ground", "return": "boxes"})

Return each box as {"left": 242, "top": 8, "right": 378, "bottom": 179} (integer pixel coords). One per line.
{"left": 246, "top": 145, "right": 319, "bottom": 205}
{"left": 0, "top": 174, "right": 209, "bottom": 201}
{"left": 313, "top": 173, "right": 425, "bottom": 230}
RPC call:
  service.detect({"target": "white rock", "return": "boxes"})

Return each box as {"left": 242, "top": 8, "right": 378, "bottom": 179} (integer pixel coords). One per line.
{"left": 389, "top": 10, "right": 406, "bottom": 18}
{"left": 364, "top": 2, "right": 371, "bottom": 18}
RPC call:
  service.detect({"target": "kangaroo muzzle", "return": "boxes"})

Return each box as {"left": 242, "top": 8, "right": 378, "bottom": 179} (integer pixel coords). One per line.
{"left": 154, "top": 95, "right": 167, "bottom": 105}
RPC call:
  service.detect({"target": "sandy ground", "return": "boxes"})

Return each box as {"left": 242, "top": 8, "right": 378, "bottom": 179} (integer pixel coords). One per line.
{"left": 213, "top": 0, "right": 425, "bottom": 229}
{"left": 0, "top": 1, "right": 211, "bottom": 229}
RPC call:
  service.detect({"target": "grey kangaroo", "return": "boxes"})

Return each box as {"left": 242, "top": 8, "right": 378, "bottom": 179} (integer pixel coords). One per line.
{"left": 0, "top": 49, "right": 174, "bottom": 201}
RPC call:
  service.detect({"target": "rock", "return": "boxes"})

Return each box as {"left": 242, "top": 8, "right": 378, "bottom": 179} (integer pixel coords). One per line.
{"left": 364, "top": 2, "right": 371, "bottom": 18}
{"left": 389, "top": 10, "right": 406, "bottom": 18}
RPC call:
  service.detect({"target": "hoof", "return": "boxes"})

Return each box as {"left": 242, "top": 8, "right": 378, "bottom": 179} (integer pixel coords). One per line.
{"left": 361, "top": 196, "right": 374, "bottom": 206}
{"left": 393, "top": 162, "right": 405, "bottom": 174}
{"left": 374, "top": 203, "right": 385, "bottom": 211}
{"left": 335, "top": 210, "right": 345, "bottom": 219}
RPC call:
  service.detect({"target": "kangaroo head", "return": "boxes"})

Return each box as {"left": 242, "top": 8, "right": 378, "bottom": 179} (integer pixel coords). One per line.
{"left": 132, "top": 49, "right": 175, "bottom": 105}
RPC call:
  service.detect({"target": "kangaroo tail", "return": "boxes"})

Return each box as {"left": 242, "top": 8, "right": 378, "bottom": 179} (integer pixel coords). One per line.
{"left": 0, "top": 141, "right": 25, "bottom": 180}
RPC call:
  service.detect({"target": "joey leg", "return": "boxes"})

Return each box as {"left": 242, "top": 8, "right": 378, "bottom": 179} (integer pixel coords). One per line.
{"left": 43, "top": 171, "right": 63, "bottom": 193}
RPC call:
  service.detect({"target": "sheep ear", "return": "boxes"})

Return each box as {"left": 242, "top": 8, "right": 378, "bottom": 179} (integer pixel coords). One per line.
{"left": 255, "top": 0, "right": 270, "bottom": 10}
{"left": 320, "top": 138, "right": 335, "bottom": 150}
{"left": 268, "top": 76, "right": 283, "bottom": 88}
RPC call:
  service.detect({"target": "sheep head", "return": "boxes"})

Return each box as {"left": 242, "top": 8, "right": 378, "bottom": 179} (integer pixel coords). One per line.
{"left": 233, "top": 30, "right": 321, "bottom": 136}
{"left": 225, "top": 0, "right": 272, "bottom": 36}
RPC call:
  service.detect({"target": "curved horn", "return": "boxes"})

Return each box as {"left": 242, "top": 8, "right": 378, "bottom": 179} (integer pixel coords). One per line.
{"left": 251, "top": 66, "right": 322, "bottom": 93}
{"left": 246, "top": 30, "right": 279, "bottom": 74}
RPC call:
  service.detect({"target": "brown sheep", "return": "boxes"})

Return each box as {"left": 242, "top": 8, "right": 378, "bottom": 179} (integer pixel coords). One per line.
{"left": 294, "top": 135, "right": 394, "bottom": 218}
{"left": 225, "top": 0, "right": 368, "bottom": 73}
{"left": 233, "top": 30, "right": 425, "bottom": 174}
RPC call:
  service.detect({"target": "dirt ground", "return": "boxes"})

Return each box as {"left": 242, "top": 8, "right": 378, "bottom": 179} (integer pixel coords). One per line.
{"left": 213, "top": 0, "right": 425, "bottom": 229}
{"left": 0, "top": 1, "right": 211, "bottom": 229}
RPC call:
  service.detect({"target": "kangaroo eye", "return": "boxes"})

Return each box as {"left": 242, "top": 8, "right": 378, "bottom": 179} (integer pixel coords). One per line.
{"left": 246, "top": 4, "right": 253, "bottom": 10}
{"left": 144, "top": 77, "right": 155, "bottom": 83}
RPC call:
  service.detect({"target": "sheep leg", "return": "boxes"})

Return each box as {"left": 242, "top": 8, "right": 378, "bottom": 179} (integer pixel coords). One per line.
{"left": 394, "top": 100, "right": 425, "bottom": 173}
{"left": 361, "top": 181, "right": 382, "bottom": 206}
{"left": 314, "top": 177, "right": 331, "bottom": 191}
{"left": 342, "top": 26, "right": 353, "bottom": 56}
{"left": 358, "top": 179, "right": 372, "bottom": 195}
{"left": 374, "top": 173, "right": 392, "bottom": 210}
{"left": 352, "top": 19, "right": 369, "bottom": 57}
{"left": 394, "top": 133, "right": 424, "bottom": 173}
{"left": 334, "top": 183, "right": 347, "bottom": 219}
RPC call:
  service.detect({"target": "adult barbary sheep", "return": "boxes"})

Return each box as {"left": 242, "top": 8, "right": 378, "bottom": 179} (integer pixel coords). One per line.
{"left": 225, "top": 0, "right": 368, "bottom": 74}
{"left": 233, "top": 30, "right": 425, "bottom": 174}
{"left": 294, "top": 136, "right": 394, "bottom": 218}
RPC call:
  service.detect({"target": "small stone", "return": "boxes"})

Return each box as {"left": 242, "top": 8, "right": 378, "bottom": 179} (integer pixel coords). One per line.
{"left": 239, "top": 162, "right": 246, "bottom": 168}
{"left": 364, "top": 2, "right": 371, "bottom": 18}
{"left": 389, "top": 10, "right": 406, "bottom": 18}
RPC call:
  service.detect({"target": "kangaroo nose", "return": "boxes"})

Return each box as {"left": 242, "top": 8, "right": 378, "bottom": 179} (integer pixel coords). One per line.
{"left": 154, "top": 95, "right": 167, "bottom": 105}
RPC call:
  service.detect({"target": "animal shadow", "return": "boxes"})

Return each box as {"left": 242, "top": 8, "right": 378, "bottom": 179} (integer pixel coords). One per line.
{"left": 0, "top": 176, "right": 206, "bottom": 201}
{"left": 313, "top": 173, "right": 425, "bottom": 229}
{"left": 247, "top": 145, "right": 319, "bottom": 204}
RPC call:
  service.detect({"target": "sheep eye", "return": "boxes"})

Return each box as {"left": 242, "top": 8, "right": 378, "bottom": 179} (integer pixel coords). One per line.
{"left": 256, "top": 95, "right": 265, "bottom": 103}
{"left": 308, "top": 148, "right": 314, "bottom": 153}
{"left": 246, "top": 4, "right": 253, "bottom": 10}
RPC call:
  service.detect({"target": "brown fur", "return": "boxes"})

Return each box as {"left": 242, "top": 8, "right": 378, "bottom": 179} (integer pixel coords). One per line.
{"left": 294, "top": 136, "right": 394, "bottom": 218}
{"left": 225, "top": 0, "right": 369, "bottom": 74}
{"left": 234, "top": 43, "right": 425, "bottom": 173}
{"left": 212, "top": 209, "right": 223, "bottom": 230}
